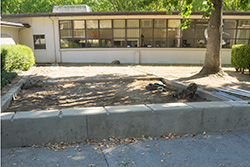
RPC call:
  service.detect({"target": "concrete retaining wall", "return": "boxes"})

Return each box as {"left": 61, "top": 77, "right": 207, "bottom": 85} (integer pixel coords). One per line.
{"left": 2, "top": 101, "right": 250, "bottom": 148}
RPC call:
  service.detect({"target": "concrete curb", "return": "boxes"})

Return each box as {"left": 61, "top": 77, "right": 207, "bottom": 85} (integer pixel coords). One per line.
{"left": 1, "top": 65, "right": 37, "bottom": 112}
{"left": 1, "top": 101, "right": 250, "bottom": 148}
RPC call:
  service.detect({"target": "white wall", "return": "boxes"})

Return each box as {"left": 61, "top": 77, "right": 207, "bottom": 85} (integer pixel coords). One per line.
{"left": 1, "top": 26, "right": 19, "bottom": 44}
{"left": 2, "top": 17, "right": 56, "bottom": 63}
{"left": 60, "top": 48, "right": 140, "bottom": 63}
{"left": 30, "top": 18, "right": 56, "bottom": 62}
{"left": 60, "top": 48, "right": 231, "bottom": 64}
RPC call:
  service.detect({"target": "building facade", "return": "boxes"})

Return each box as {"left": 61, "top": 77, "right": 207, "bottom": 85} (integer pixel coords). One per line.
{"left": 1, "top": 11, "right": 250, "bottom": 64}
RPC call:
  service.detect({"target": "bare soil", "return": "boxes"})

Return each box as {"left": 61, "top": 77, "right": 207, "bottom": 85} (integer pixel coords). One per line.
{"left": 3, "top": 64, "right": 249, "bottom": 112}
{"left": 6, "top": 79, "right": 204, "bottom": 112}
{"left": 136, "top": 65, "right": 250, "bottom": 91}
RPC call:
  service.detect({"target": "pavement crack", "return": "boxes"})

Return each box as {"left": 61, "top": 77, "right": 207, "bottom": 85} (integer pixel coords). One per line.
{"left": 99, "top": 147, "right": 110, "bottom": 167}
{"left": 86, "top": 116, "right": 89, "bottom": 139}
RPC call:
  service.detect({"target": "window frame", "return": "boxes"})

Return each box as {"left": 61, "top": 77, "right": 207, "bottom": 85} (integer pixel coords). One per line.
{"left": 58, "top": 18, "right": 249, "bottom": 49}
{"left": 33, "top": 34, "right": 46, "bottom": 50}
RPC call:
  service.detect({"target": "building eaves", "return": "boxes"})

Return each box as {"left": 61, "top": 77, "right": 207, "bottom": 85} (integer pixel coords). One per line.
{"left": 0, "top": 21, "right": 31, "bottom": 28}
{"left": 2, "top": 11, "right": 250, "bottom": 18}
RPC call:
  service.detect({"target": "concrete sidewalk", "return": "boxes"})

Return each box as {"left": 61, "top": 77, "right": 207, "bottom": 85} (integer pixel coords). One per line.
{"left": 2, "top": 130, "right": 250, "bottom": 167}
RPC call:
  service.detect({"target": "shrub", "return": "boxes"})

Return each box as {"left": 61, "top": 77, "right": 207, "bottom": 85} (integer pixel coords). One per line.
{"left": 231, "top": 44, "right": 250, "bottom": 73}
{"left": 1, "top": 45, "right": 35, "bottom": 87}
{"left": 1, "top": 44, "right": 35, "bottom": 71}
{"left": 1, "top": 70, "right": 18, "bottom": 87}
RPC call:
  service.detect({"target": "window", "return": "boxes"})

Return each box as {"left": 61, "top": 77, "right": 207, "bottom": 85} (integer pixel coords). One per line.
{"left": 60, "top": 21, "right": 73, "bottom": 48}
{"left": 154, "top": 20, "right": 167, "bottom": 48}
{"left": 168, "top": 20, "right": 181, "bottom": 47}
{"left": 222, "top": 20, "right": 236, "bottom": 48}
{"left": 235, "top": 20, "right": 250, "bottom": 46}
{"left": 73, "top": 20, "right": 85, "bottom": 48}
{"left": 140, "top": 20, "right": 153, "bottom": 47}
{"left": 86, "top": 20, "right": 99, "bottom": 47}
{"left": 100, "top": 20, "right": 112, "bottom": 47}
{"left": 59, "top": 18, "right": 249, "bottom": 49}
{"left": 182, "top": 20, "right": 195, "bottom": 47}
{"left": 127, "top": 20, "right": 139, "bottom": 47}
{"left": 113, "top": 20, "right": 125, "bottom": 47}
{"left": 33, "top": 35, "right": 46, "bottom": 49}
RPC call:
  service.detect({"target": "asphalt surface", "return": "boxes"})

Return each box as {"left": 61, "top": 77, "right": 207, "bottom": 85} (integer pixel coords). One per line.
{"left": 1, "top": 130, "right": 250, "bottom": 167}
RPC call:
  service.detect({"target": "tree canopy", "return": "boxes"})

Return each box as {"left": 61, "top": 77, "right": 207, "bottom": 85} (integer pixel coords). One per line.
{"left": 1, "top": 0, "right": 250, "bottom": 14}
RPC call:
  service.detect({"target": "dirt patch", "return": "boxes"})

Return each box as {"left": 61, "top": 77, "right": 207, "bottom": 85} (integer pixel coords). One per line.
{"left": 6, "top": 80, "right": 205, "bottom": 112}
{"left": 3, "top": 64, "right": 249, "bottom": 112}
{"left": 135, "top": 66, "right": 250, "bottom": 91}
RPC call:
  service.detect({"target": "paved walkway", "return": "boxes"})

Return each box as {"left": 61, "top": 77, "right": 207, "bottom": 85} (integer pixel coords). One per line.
{"left": 2, "top": 130, "right": 250, "bottom": 167}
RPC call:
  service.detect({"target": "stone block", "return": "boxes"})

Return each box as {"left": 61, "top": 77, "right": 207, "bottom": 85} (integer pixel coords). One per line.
{"left": 88, "top": 104, "right": 153, "bottom": 140}
{"left": 88, "top": 104, "right": 202, "bottom": 140}
{"left": 187, "top": 101, "right": 250, "bottom": 132}
{"left": 62, "top": 107, "right": 106, "bottom": 116}
{"left": 105, "top": 104, "right": 152, "bottom": 114}
{"left": 147, "top": 103, "right": 202, "bottom": 134}
{"left": 14, "top": 110, "right": 59, "bottom": 119}
{"left": 2, "top": 109, "right": 88, "bottom": 148}
{"left": 147, "top": 103, "right": 193, "bottom": 111}
{"left": 223, "top": 101, "right": 250, "bottom": 107}
{"left": 1, "top": 112, "right": 15, "bottom": 120}
{"left": 186, "top": 101, "right": 231, "bottom": 109}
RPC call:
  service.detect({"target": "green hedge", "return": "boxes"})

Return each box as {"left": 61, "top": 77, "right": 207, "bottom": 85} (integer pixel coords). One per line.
{"left": 1, "top": 45, "right": 35, "bottom": 87}
{"left": 1, "top": 44, "right": 35, "bottom": 71}
{"left": 1, "top": 70, "right": 19, "bottom": 87}
{"left": 231, "top": 44, "right": 250, "bottom": 72}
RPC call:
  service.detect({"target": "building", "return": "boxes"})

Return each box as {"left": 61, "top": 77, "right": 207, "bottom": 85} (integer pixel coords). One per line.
{"left": 1, "top": 5, "right": 250, "bottom": 64}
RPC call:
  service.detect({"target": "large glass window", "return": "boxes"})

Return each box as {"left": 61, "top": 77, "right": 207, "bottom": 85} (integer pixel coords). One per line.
{"left": 127, "top": 20, "right": 139, "bottom": 28}
{"left": 195, "top": 19, "right": 208, "bottom": 48}
{"left": 73, "top": 20, "right": 85, "bottom": 48}
{"left": 86, "top": 20, "right": 99, "bottom": 47}
{"left": 140, "top": 20, "right": 153, "bottom": 47}
{"left": 182, "top": 20, "right": 195, "bottom": 47}
{"left": 114, "top": 29, "right": 125, "bottom": 38}
{"left": 235, "top": 20, "right": 250, "bottom": 45}
{"left": 87, "top": 20, "right": 98, "bottom": 29}
{"left": 113, "top": 20, "right": 125, "bottom": 47}
{"left": 59, "top": 18, "right": 249, "bottom": 49}
{"left": 168, "top": 20, "right": 181, "bottom": 47}
{"left": 99, "top": 20, "right": 112, "bottom": 47}
{"left": 114, "top": 20, "right": 125, "bottom": 28}
{"left": 238, "top": 20, "right": 250, "bottom": 29}
{"left": 154, "top": 19, "right": 166, "bottom": 47}
{"left": 114, "top": 39, "right": 125, "bottom": 47}
{"left": 154, "top": 19, "right": 166, "bottom": 28}
{"left": 127, "top": 20, "right": 139, "bottom": 47}
{"left": 60, "top": 21, "right": 73, "bottom": 48}
{"left": 222, "top": 20, "right": 236, "bottom": 48}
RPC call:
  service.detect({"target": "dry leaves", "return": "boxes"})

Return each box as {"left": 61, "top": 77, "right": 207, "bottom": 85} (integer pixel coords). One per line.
{"left": 85, "top": 136, "right": 150, "bottom": 149}
{"left": 29, "top": 141, "right": 82, "bottom": 151}
{"left": 18, "top": 132, "right": 204, "bottom": 151}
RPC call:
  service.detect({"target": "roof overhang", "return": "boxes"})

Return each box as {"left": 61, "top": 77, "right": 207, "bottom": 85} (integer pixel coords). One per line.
{"left": 0, "top": 21, "right": 31, "bottom": 28}
{"left": 1, "top": 11, "right": 250, "bottom": 18}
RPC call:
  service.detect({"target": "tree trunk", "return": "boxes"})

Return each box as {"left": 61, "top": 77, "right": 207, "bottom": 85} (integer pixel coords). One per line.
{"left": 199, "top": 0, "right": 223, "bottom": 75}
